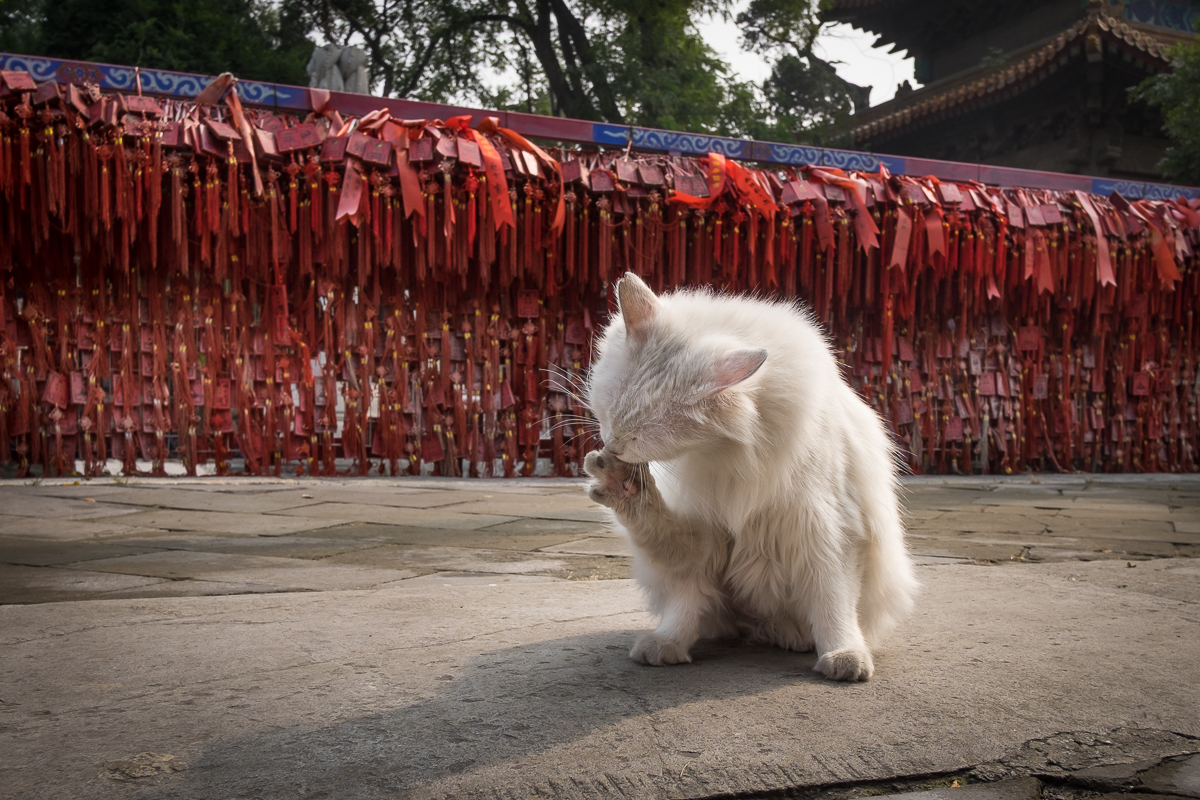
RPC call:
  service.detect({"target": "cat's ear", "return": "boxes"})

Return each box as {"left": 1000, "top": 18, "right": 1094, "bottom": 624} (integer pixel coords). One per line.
{"left": 617, "top": 273, "right": 659, "bottom": 333}
{"left": 709, "top": 348, "right": 767, "bottom": 394}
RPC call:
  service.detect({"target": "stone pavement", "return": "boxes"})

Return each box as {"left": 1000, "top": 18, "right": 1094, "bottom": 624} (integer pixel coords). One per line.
{"left": 1, "top": 474, "right": 1198, "bottom": 799}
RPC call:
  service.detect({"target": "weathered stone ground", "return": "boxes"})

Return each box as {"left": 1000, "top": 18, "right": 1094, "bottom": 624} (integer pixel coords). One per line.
{"left": 1, "top": 474, "right": 1197, "bottom": 800}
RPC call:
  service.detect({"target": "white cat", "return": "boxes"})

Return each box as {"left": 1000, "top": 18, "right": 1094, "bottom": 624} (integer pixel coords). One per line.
{"left": 583, "top": 273, "right": 917, "bottom": 681}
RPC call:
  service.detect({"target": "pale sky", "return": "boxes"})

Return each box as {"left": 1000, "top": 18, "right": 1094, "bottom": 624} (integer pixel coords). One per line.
{"left": 697, "top": 14, "right": 919, "bottom": 107}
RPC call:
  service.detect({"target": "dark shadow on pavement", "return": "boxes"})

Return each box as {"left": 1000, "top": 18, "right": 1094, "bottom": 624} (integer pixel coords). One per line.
{"left": 134, "top": 631, "right": 827, "bottom": 799}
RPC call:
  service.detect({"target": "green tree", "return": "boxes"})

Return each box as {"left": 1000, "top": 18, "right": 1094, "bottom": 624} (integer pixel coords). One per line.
{"left": 284, "top": 0, "right": 846, "bottom": 139}
{"left": 4, "top": 0, "right": 312, "bottom": 86}
{"left": 0, "top": 0, "right": 45, "bottom": 55}
{"left": 1135, "top": 40, "right": 1200, "bottom": 185}
{"left": 736, "top": 0, "right": 865, "bottom": 144}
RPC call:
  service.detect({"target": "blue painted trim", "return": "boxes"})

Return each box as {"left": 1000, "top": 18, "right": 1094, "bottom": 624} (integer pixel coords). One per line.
{"left": 631, "top": 128, "right": 747, "bottom": 158}
{"left": 0, "top": 53, "right": 304, "bottom": 109}
{"left": 1093, "top": 178, "right": 1200, "bottom": 201}
{"left": 874, "top": 154, "right": 908, "bottom": 175}
{"left": 591, "top": 124, "right": 630, "bottom": 146}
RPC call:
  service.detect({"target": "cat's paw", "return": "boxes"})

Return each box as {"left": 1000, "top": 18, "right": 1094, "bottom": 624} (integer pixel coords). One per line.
{"left": 814, "top": 646, "right": 874, "bottom": 682}
{"left": 584, "top": 449, "right": 645, "bottom": 508}
{"left": 630, "top": 632, "right": 693, "bottom": 666}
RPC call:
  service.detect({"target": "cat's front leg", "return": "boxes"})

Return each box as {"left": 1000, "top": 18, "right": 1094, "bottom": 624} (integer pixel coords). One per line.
{"left": 584, "top": 450, "right": 709, "bottom": 667}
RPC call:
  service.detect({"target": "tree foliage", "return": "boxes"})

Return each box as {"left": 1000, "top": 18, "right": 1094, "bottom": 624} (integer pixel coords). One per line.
{"left": 2, "top": 0, "right": 313, "bottom": 86}
{"left": 282, "top": 0, "right": 859, "bottom": 142}
{"left": 1134, "top": 41, "right": 1200, "bottom": 186}
{"left": 0, "top": 0, "right": 863, "bottom": 144}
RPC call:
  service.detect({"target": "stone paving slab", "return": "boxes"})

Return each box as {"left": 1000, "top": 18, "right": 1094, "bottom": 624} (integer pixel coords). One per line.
{"left": 322, "top": 544, "right": 574, "bottom": 576}
{"left": 266, "top": 502, "right": 516, "bottom": 530}
{"left": 446, "top": 495, "right": 610, "bottom": 523}
{"left": 1141, "top": 754, "right": 1200, "bottom": 798}
{"left": 872, "top": 777, "right": 1042, "bottom": 800}
{"left": 539, "top": 537, "right": 632, "bottom": 557}
{"left": 0, "top": 516, "right": 169, "bottom": 541}
{"left": 108, "top": 534, "right": 385, "bottom": 561}
{"left": 0, "top": 563, "right": 167, "bottom": 604}
{"left": 93, "top": 508, "right": 353, "bottom": 537}
{"left": 266, "top": 487, "right": 495, "bottom": 509}
{"left": 1, "top": 559, "right": 1198, "bottom": 800}
{"left": 66, "top": 550, "right": 419, "bottom": 592}
{"left": 0, "top": 494, "right": 147, "bottom": 520}
{"left": 88, "top": 488, "right": 328, "bottom": 514}
{"left": 0, "top": 539, "right": 165, "bottom": 567}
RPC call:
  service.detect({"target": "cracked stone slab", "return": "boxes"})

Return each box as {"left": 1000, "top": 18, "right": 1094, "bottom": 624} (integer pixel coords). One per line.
{"left": 538, "top": 538, "right": 632, "bottom": 557}
{"left": 448, "top": 495, "right": 607, "bottom": 523}
{"left": 87, "top": 508, "right": 352, "bottom": 537}
{"left": 972, "top": 729, "right": 1198, "bottom": 784}
{"left": 110, "top": 534, "right": 385, "bottom": 561}
{"left": 0, "top": 539, "right": 165, "bottom": 567}
{"left": 296, "top": 521, "right": 601, "bottom": 552}
{"left": 323, "top": 544, "right": 573, "bottom": 576}
{"left": 0, "top": 516, "right": 169, "bottom": 541}
{"left": 872, "top": 777, "right": 1041, "bottom": 800}
{"left": 266, "top": 503, "right": 515, "bottom": 530}
{"left": 0, "top": 493, "right": 148, "bottom": 520}
{"left": 1141, "top": 754, "right": 1200, "bottom": 798}
{"left": 2, "top": 559, "right": 1198, "bottom": 800}
{"left": 61, "top": 550, "right": 419, "bottom": 591}
{"left": 395, "top": 572, "right": 564, "bottom": 586}
{"left": 0, "top": 564, "right": 167, "bottom": 604}
{"left": 89, "top": 488, "right": 329, "bottom": 514}
{"left": 266, "top": 487, "right": 495, "bottom": 509}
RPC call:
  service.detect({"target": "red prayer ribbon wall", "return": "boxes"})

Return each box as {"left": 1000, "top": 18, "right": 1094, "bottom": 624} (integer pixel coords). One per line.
{"left": 1, "top": 76, "right": 1199, "bottom": 478}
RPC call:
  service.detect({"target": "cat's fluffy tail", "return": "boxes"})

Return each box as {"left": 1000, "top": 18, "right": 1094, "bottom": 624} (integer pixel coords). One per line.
{"left": 851, "top": 432, "right": 920, "bottom": 645}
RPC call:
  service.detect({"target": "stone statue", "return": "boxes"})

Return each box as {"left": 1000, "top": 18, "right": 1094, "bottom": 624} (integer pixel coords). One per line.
{"left": 338, "top": 47, "right": 370, "bottom": 94}
{"left": 306, "top": 44, "right": 370, "bottom": 94}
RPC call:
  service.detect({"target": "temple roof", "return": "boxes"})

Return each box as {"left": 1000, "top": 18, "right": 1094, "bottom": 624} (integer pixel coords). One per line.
{"left": 846, "top": 9, "right": 1175, "bottom": 145}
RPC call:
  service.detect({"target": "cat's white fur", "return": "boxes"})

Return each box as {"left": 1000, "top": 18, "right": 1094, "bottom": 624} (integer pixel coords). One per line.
{"left": 583, "top": 273, "right": 918, "bottom": 681}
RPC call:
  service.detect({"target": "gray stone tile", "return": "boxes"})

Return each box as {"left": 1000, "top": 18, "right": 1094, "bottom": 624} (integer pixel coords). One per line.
{"left": 0, "top": 493, "right": 146, "bottom": 520}
{"left": 1078, "top": 522, "right": 1193, "bottom": 543}
{"left": 392, "top": 571, "right": 562, "bottom": 586}
{"left": 910, "top": 554, "right": 972, "bottom": 565}
{"left": 266, "top": 502, "right": 514, "bottom": 530}
{"left": 926, "top": 511, "right": 1048, "bottom": 534}
{"left": 1141, "top": 753, "right": 1200, "bottom": 798}
{"left": 267, "top": 487, "right": 492, "bottom": 509}
{"left": 324, "top": 544, "right": 571, "bottom": 575}
{"left": 99, "top": 508, "right": 351, "bottom": 536}
{"left": 112, "top": 534, "right": 385, "bottom": 561}
{"left": 872, "top": 777, "right": 1041, "bottom": 800}
{"left": 65, "top": 550, "right": 417, "bottom": 591}
{"left": 310, "top": 521, "right": 599, "bottom": 553}
{"left": 94, "top": 579, "right": 305, "bottom": 600}
{"left": 539, "top": 538, "right": 631, "bottom": 557}
{"left": 484, "top": 517, "right": 617, "bottom": 538}
{"left": 0, "top": 539, "right": 165, "bottom": 567}
{"left": 93, "top": 488, "right": 327, "bottom": 514}
{"left": 450, "top": 495, "right": 607, "bottom": 522}
{"left": 0, "top": 564, "right": 165, "bottom": 604}
{"left": 0, "top": 516, "right": 168, "bottom": 541}
{"left": 1053, "top": 503, "right": 1174, "bottom": 521}
{"left": 0, "top": 484, "right": 131, "bottom": 499}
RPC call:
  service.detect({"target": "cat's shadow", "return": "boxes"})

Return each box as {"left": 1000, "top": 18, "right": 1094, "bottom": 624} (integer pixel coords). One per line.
{"left": 141, "top": 631, "right": 825, "bottom": 799}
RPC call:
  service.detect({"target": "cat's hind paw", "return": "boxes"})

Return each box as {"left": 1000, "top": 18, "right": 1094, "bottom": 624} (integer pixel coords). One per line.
{"left": 584, "top": 450, "right": 646, "bottom": 508}
{"left": 814, "top": 646, "right": 874, "bottom": 682}
{"left": 630, "top": 632, "right": 693, "bottom": 666}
